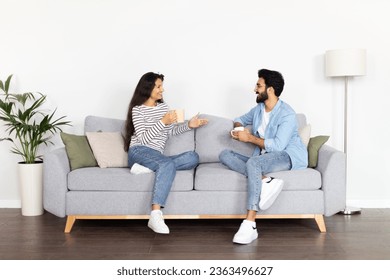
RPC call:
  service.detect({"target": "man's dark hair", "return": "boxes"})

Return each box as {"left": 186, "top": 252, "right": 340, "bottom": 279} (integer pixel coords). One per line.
{"left": 258, "top": 69, "right": 284, "bottom": 97}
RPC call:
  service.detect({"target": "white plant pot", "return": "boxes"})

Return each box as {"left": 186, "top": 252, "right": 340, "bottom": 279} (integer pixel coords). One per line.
{"left": 18, "top": 162, "right": 44, "bottom": 216}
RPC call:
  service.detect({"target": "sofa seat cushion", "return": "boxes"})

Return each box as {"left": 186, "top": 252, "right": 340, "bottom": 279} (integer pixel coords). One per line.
{"left": 194, "top": 163, "right": 321, "bottom": 191}
{"left": 266, "top": 168, "right": 321, "bottom": 191}
{"left": 68, "top": 168, "right": 194, "bottom": 192}
{"left": 195, "top": 163, "right": 248, "bottom": 191}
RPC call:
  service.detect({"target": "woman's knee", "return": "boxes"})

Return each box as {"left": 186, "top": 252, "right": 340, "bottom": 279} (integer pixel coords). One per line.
{"left": 160, "top": 158, "right": 176, "bottom": 173}
{"left": 188, "top": 151, "right": 199, "bottom": 164}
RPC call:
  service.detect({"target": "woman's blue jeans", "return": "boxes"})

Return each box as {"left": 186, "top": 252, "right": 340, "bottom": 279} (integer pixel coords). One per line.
{"left": 219, "top": 149, "right": 291, "bottom": 212}
{"left": 128, "top": 145, "right": 199, "bottom": 207}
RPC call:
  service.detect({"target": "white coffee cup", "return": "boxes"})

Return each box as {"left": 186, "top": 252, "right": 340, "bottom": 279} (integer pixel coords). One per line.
{"left": 175, "top": 109, "right": 185, "bottom": 123}
{"left": 230, "top": 126, "right": 244, "bottom": 137}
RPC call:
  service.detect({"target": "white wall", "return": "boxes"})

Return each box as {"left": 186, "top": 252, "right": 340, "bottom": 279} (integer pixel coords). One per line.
{"left": 1, "top": 0, "right": 389, "bottom": 208}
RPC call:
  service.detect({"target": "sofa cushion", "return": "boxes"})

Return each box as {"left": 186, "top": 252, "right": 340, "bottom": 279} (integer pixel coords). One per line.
{"left": 164, "top": 128, "right": 195, "bottom": 156}
{"left": 195, "top": 114, "right": 307, "bottom": 163}
{"left": 195, "top": 114, "right": 255, "bottom": 163}
{"left": 68, "top": 168, "right": 194, "bottom": 192}
{"left": 298, "top": 124, "right": 311, "bottom": 148}
{"left": 266, "top": 168, "right": 322, "bottom": 191}
{"left": 84, "top": 115, "right": 195, "bottom": 156}
{"left": 308, "top": 135, "right": 330, "bottom": 168}
{"left": 85, "top": 115, "right": 125, "bottom": 133}
{"left": 296, "top": 114, "right": 307, "bottom": 129}
{"left": 86, "top": 131, "right": 128, "bottom": 168}
{"left": 195, "top": 163, "right": 321, "bottom": 191}
{"left": 60, "top": 132, "right": 98, "bottom": 170}
{"left": 195, "top": 163, "right": 248, "bottom": 191}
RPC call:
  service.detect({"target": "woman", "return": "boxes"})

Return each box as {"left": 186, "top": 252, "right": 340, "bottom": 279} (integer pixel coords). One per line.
{"left": 124, "top": 72, "right": 208, "bottom": 234}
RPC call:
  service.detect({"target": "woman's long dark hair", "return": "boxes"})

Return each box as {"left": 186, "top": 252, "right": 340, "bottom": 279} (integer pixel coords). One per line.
{"left": 123, "top": 72, "right": 164, "bottom": 151}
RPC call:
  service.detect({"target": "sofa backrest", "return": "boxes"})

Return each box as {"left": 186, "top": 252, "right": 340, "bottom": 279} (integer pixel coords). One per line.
{"left": 84, "top": 115, "right": 195, "bottom": 157}
{"left": 195, "top": 114, "right": 255, "bottom": 163}
{"left": 296, "top": 114, "right": 306, "bottom": 129}
{"left": 84, "top": 113, "right": 306, "bottom": 163}
{"left": 195, "top": 113, "right": 306, "bottom": 163}
{"left": 85, "top": 115, "right": 125, "bottom": 133}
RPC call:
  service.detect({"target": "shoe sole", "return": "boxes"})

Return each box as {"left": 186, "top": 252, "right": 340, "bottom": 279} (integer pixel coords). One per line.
{"left": 233, "top": 232, "right": 259, "bottom": 244}
{"left": 259, "top": 181, "right": 284, "bottom": 210}
{"left": 148, "top": 223, "right": 170, "bottom": 234}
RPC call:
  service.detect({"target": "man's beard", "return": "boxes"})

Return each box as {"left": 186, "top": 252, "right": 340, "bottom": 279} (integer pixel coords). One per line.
{"left": 256, "top": 90, "right": 268, "bottom": 103}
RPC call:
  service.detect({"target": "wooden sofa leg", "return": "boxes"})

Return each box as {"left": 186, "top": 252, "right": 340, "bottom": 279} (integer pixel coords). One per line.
{"left": 314, "top": 214, "right": 326, "bottom": 233}
{"left": 64, "top": 216, "right": 76, "bottom": 233}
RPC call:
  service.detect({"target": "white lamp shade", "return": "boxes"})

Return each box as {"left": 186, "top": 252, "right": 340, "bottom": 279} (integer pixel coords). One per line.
{"left": 325, "top": 48, "right": 366, "bottom": 77}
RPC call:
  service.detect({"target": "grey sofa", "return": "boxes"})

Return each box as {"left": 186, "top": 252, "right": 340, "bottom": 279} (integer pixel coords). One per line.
{"left": 43, "top": 114, "right": 346, "bottom": 233}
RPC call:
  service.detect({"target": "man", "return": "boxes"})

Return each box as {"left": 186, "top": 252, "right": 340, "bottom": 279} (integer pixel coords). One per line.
{"left": 219, "top": 69, "right": 308, "bottom": 244}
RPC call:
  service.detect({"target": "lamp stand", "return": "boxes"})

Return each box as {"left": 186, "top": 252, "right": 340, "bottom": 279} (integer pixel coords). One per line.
{"left": 339, "top": 76, "right": 361, "bottom": 215}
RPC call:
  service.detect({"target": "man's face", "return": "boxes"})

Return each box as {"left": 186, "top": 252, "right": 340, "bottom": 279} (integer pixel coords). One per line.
{"left": 254, "top": 77, "right": 268, "bottom": 103}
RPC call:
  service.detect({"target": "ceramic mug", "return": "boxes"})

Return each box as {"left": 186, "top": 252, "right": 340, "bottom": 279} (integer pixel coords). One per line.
{"left": 230, "top": 126, "right": 244, "bottom": 137}
{"left": 175, "top": 109, "right": 185, "bottom": 123}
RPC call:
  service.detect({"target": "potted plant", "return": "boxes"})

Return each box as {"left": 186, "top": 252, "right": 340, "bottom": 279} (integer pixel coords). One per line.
{"left": 0, "top": 74, "right": 70, "bottom": 216}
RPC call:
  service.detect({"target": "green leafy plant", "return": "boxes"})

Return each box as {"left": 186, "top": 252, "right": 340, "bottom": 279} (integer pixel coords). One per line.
{"left": 0, "top": 74, "right": 70, "bottom": 163}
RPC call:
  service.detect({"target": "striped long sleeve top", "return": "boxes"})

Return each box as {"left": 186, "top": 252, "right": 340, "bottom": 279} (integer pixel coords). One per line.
{"left": 129, "top": 102, "right": 191, "bottom": 153}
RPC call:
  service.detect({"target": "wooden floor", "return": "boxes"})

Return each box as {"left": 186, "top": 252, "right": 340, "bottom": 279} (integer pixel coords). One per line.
{"left": 1, "top": 208, "right": 390, "bottom": 260}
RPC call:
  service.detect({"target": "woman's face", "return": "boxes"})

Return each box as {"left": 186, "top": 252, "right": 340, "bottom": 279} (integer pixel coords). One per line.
{"left": 150, "top": 78, "right": 164, "bottom": 101}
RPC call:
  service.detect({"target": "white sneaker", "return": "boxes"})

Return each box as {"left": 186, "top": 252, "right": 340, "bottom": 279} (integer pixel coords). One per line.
{"left": 148, "top": 210, "right": 170, "bottom": 234}
{"left": 130, "top": 163, "right": 153, "bottom": 175}
{"left": 233, "top": 220, "right": 258, "bottom": 244}
{"left": 259, "top": 177, "right": 284, "bottom": 210}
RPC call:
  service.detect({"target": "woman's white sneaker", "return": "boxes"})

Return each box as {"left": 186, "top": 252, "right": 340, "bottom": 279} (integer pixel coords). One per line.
{"left": 233, "top": 220, "right": 258, "bottom": 244}
{"left": 130, "top": 163, "right": 153, "bottom": 175}
{"left": 259, "top": 177, "right": 284, "bottom": 210}
{"left": 148, "top": 210, "right": 170, "bottom": 234}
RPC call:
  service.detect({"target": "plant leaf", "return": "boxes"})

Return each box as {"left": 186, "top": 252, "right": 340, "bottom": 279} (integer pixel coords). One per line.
{"left": 4, "top": 75, "right": 13, "bottom": 93}
{"left": 0, "top": 137, "right": 14, "bottom": 143}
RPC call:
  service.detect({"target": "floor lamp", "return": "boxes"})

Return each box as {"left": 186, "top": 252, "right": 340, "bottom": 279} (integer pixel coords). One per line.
{"left": 325, "top": 48, "right": 366, "bottom": 215}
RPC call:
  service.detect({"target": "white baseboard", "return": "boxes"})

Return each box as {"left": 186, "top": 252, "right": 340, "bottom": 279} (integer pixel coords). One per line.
{"left": 0, "top": 200, "right": 21, "bottom": 208}
{"left": 0, "top": 200, "right": 389, "bottom": 209}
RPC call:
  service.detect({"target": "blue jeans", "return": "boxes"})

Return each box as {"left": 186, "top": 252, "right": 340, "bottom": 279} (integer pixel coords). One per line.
{"left": 219, "top": 149, "right": 292, "bottom": 212}
{"left": 128, "top": 145, "right": 199, "bottom": 207}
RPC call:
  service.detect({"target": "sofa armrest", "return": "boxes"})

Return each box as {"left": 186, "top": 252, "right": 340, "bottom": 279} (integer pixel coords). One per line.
{"left": 315, "top": 144, "right": 346, "bottom": 216}
{"left": 43, "top": 147, "right": 70, "bottom": 218}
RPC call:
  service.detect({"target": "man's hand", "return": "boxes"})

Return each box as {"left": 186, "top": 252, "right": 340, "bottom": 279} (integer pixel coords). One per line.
{"left": 234, "top": 129, "right": 265, "bottom": 148}
{"left": 236, "top": 129, "right": 252, "bottom": 142}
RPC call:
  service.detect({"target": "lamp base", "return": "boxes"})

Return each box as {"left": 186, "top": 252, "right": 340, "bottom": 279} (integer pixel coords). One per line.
{"left": 338, "top": 206, "right": 362, "bottom": 215}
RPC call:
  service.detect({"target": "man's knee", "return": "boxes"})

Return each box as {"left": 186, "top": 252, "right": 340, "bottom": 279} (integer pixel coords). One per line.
{"left": 246, "top": 156, "right": 262, "bottom": 172}
{"left": 219, "top": 149, "right": 232, "bottom": 162}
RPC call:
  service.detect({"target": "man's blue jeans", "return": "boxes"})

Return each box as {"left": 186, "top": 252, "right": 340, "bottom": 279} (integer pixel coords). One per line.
{"left": 128, "top": 145, "right": 199, "bottom": 207}
{"left": 219, "top": 149, "right": 291, "bottom": 212}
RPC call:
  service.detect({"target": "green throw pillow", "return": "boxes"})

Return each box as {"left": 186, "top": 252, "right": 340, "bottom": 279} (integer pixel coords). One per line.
{"left": 60, "top": 132, "right": 98, "bottom": 170}
{"left": 308, "top": 135, "right": 330, "bottom": 168}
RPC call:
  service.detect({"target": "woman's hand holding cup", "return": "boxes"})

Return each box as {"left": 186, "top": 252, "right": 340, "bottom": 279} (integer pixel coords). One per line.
{"left": 162, "top": 110, "right": 177, "bottom": 125}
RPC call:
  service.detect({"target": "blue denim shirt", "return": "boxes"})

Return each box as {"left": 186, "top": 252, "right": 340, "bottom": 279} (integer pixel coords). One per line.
{"left": 234, "top": 100, "right": 308, "bottom": 170}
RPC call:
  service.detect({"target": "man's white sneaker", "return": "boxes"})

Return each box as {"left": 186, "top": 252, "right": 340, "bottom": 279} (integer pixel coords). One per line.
{"left": 130, "top": 163, "right": 153, "bottom": 175}
{"left": 259, "top": 177, "right": 284, "bottom": 210}
{"left": 148, "top": 210, "right": 170, "bottom": 234}
{"left": 233, "top": 220, "right": 258, "bottom": 244}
